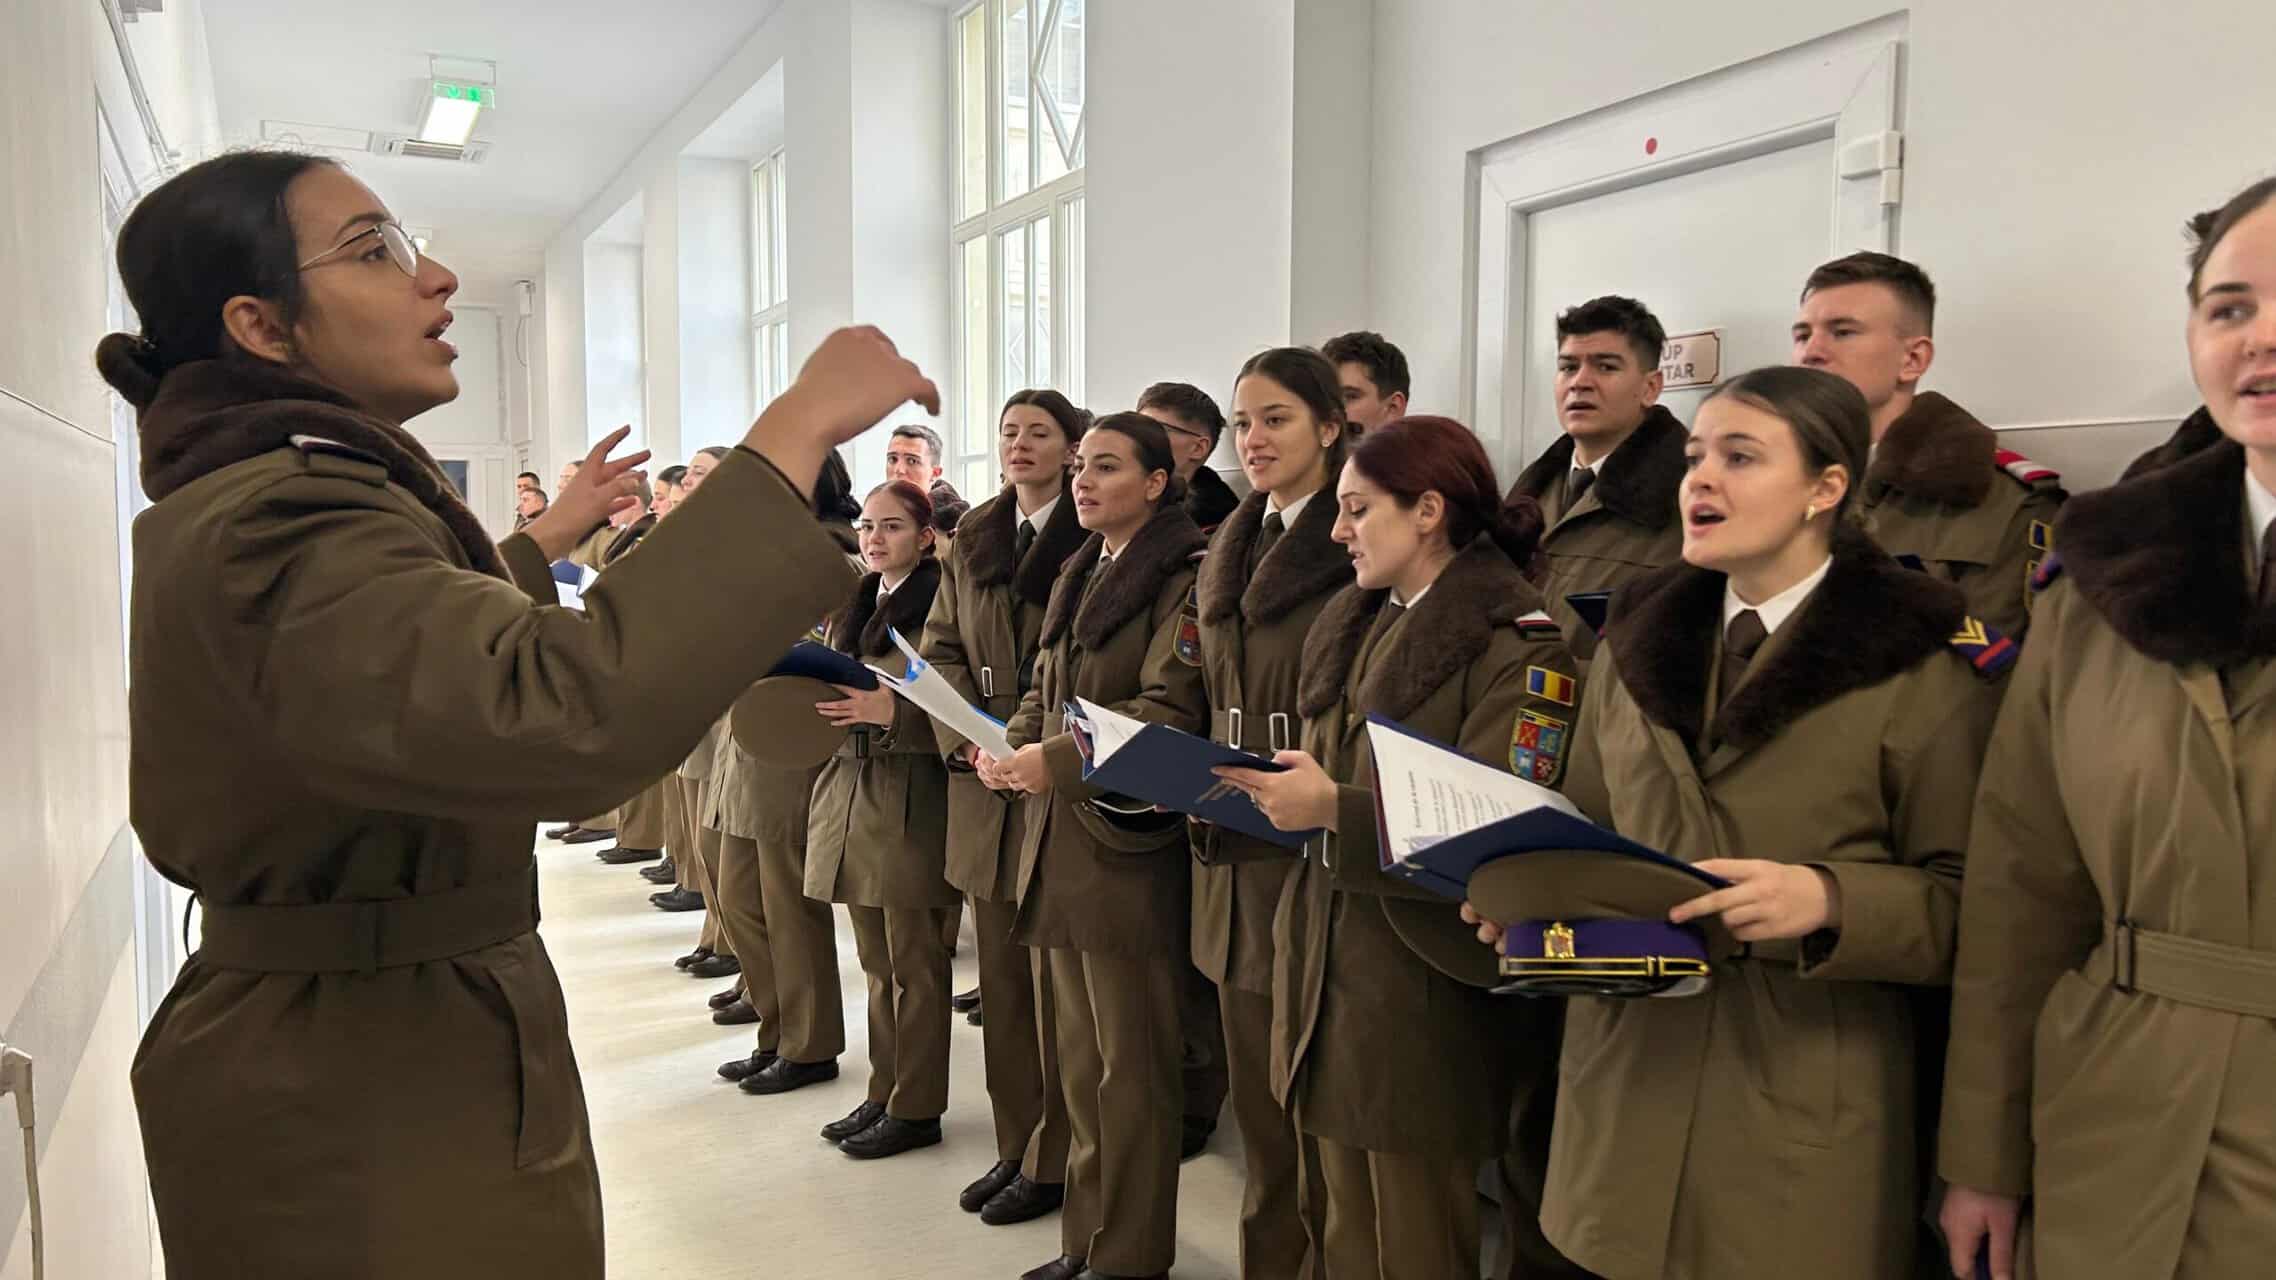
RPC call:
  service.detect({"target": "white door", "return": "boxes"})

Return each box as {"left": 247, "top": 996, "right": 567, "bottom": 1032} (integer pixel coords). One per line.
{"left": 1518, "top": 138, "right": 1836, "bottom": 460}
{"left": 1465, "top": 21, "right": 1905, "bottom": 477}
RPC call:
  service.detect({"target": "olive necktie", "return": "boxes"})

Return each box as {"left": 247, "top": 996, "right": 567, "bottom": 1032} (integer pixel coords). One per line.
{"left": 2259, "top": 521, "right": 2276, "bottom": 609}
{"left": 1014, "top": 518, "right": 1037, "bottom": 565}
{"left": 1722, "top": 609, "right": 1768, "bottom": 689}
{"left": 1568, "top": 467, "right": 1597, "bottom": 507}
{"left": 1250, "top": 510, "right": 1285, "bottom": 573}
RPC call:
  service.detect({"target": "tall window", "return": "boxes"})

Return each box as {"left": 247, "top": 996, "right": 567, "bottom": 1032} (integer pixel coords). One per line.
{"left": 751, "top": 148, "right": 790, "bottom": 409}
{"left": 952, "top": 0, "right": 1086, "bottom": 498}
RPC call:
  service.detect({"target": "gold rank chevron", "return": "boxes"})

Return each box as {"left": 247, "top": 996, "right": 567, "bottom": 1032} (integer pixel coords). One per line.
{"left": 1950, "top": 617, "right": 1989, "bottom": 647}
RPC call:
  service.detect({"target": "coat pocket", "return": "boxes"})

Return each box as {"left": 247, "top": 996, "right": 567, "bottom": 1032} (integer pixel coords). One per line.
{"left": 486, "top": 947, "right": 586, "bottom": 1171}
{"left": 1733, "top": 963, "right": 1840, "bottom": 1150}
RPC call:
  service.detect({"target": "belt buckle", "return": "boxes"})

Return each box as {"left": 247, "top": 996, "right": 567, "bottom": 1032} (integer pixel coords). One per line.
{"left": 2112, "top": 918, "right": 2137, "bottom": 994}
{"left": 1268, "top": 712, "right": 1292, "bottom": 754}
{"left": 1225, "top": 707, "right": 1244, "bottom": 752}
{"left": 979, "top": 665, "right": 996, "bottom": 699}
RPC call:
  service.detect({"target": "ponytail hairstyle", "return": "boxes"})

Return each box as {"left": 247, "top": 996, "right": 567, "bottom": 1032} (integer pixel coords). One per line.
{"left": 95, "top": 149, "right": 341, "bottom": 410}
{"left": 813, "top": 448, "right": 863, "bottom": 523}
{"left": 1344, "top": 415, "right": 1545, "bottom": 571}
{"left": 867, "top": 480, "right": 940, "bottom": 559}
{"left": 1233, "top": 346, "right": 1354, "bottom": 478}
{"left": 1085, "top": 411, "right": 1188, "bottom": 509}
{"left": 1701, "top": 366, "right": 1869, "bottom": 523}
{"left": 2187, "top": 176, "right": 2276, "bottom": 301}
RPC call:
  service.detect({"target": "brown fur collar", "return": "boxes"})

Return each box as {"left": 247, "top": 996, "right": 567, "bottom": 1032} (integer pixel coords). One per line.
{"left": 1865, "top": 392, "right": 1994, "bottom": 507}
{"left": 1506, "top": 404, "right": 1688, "bottom": 531}
{"left": 828, "top": 558, "right": 943, "bottom": 659}
{"left": 1604, "top": 522, "right": 1965, "bottom": 750}
{"left": 1297, "top": 535, "right": 1542, "bottom": 721}
{"left": 2056, "top": 438, "right": 2276, "bottom": 665}
{"left": 2119, "top": 406, "right": 2223, "bottom": 482}
{"left": 957, "top": 482, "right": 1088, "bottom": 605}
{"left": 1185, "top": 465, "right": 1242, "bottom": 533}
{"left": 1197, "top": 488, "right": 1353, "bottom": 626}
{"left": 1040, "top": 504, "right": 1208, "bottom": 651}
{"left": 137, "top": 356, "right": 506, "bottom": 579}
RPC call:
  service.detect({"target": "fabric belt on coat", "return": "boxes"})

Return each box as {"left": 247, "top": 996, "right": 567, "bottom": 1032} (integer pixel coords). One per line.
{"left": 1210, "top": 706, "right": 1295, "bottom": 755}
{"left": 2092, "top": 919, "right": 2276, "bottom": 1019}
{"left": 197, "top": 867, "right": 540, "bottom": 975}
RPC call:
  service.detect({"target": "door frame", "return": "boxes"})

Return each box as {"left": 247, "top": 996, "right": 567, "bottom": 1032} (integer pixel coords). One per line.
{"left": 1460, "top": 13, "right": 1907, "bottom": 475}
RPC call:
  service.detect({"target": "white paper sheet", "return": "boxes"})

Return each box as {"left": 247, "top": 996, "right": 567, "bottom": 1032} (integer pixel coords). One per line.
{"left": 1364, "top": 719, "right": 1579, "bottom": 856}
{"left": 870, "top": 628, "right": 1016, "bottom": 759}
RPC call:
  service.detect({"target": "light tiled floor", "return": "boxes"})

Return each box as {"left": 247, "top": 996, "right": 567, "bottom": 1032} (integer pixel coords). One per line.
{"left": 537, "top": 835, "right": 1250, "bottom": 1279}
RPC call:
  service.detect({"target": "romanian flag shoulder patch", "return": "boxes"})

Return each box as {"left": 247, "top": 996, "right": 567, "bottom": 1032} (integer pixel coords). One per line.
{"left": 1525, "top": 665, "right": 1577, "bottom": 706}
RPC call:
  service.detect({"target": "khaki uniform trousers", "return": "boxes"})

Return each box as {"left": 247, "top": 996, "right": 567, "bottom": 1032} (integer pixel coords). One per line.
{"left": 716, "top": 832, "right": 845, "bottom": 1062}
{"left": 1311, "top": 1136, "right": 1480, "bottom": 1280}
{"left": 1495, "top": 1000, "right": 1592, "bottom": 1279}
{"left": 847, "top": 905, "right": 955, "bottom": 1120}
{"left": 1183, "top": 958, "right": 1230, "bottom": 1131}
{"left": 672, "top": 775, "right": 728, "bottom": 955}
{"left": 971, "top": 894, "right": 1069, "bottom": 1178}
{"left": 613, "top": 776, "right": 672, "bottom": 850}
{"left": 1045, "top": 945, "right": 1183, "bottom": 1276}
{"left": 1222, "top": 985, "right": 1322, "bottom": 1279}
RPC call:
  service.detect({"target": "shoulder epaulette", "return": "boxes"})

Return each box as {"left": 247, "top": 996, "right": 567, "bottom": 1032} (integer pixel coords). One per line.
{"left": 287, "top": 434, "right": 388, "bottom": 484}
{"left": 1948, "top": 616, "right": 2019, "bottom": 678}
{"left": 1187, "top": 548, "right": 1208, "bottom": 563}
{"left": 2030, "top": 553, "right": 2066, "bottom": 592}
{"left": 1515, "top": 609, "right": 1560, "bottom": 637}
{"left": 1993, "top": 448, "right": 2062, "bottom": 490}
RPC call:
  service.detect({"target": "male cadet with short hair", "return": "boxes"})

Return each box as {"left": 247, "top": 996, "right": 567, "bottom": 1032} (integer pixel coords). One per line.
{"left": 1502, "top": 295, "right": 1689, "bottom": 663}
{"left": 1322, "top": 330, "right": 1411, "bottom": 435}
{"left": 1139, "top": 380, "right": 1242, "bottom": 533}
{"left": 1793, "top": 251, "right": 2064, "bottom": 638}
{"left": 885, "top": 422, "right": 964, "bottom": 514}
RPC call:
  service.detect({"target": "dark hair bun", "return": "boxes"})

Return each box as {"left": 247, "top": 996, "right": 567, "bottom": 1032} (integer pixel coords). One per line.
{"left": 95, "top": 333, "right": 165, "bottom": 411}
{"left": 1492, "top": 493, "right": 1547, "bottom": 573}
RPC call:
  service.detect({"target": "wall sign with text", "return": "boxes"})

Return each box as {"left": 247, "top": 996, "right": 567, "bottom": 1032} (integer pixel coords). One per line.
{"left": 1660, "top": 330, "right": 1722, "bottom": 390}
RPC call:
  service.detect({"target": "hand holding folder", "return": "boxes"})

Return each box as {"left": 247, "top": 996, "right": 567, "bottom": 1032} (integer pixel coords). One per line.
{"left": 1064, "top": 698, "right": 1313, "bottom": 848}
{"left": 866, "top": 628, "right": 1015, "bottom": 759}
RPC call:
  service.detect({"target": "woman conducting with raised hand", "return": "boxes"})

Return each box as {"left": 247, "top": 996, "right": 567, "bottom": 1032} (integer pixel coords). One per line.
{"left": 1940, "top": 180, "right": 2276, "bottom": 1280}
{"left": 1465, "top": 366, "right": 2007, "bottom": 1280}
{"left": 1191, "top": 347, "right": 1352, "bottom": 1277}
{"left": 918, "top": 389, "right": 1090, "bottom": 1225}
{"left": 802, "top": 481, "right": 961, "bottom": 1159}
{"left": 1217, "top": 416, "right": 1577, "bottom": 1280}
{"left": 106, "top": 150, "right": 934, "bottom": 1280}
{"left": 977, "top": 412, "right": 1210, "bottom": 1280}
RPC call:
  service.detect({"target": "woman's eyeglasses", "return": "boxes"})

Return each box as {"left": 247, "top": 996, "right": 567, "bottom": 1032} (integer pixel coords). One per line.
{"left": 298, "top": 221, "right": 420, "bottom": 277}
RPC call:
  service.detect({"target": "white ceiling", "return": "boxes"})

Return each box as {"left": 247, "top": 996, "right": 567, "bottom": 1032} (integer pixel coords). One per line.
{"left": 202, "top": 0, "right": 788, "bottom": 303}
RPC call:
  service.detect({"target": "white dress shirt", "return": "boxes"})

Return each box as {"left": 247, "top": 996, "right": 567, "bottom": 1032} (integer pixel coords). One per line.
{"left": 1722, "top": 554, "right": 1834, "bottom": 637}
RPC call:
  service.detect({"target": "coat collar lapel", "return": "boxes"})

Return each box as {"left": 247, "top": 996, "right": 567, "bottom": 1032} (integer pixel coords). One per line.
{"left": 1039, "top": 504, "right": 1208, "bottom": 650}
{"left": 829, "top": 558, "right": 942, "bottom": 659}
{"left": 1864, "top": 392, "right": 1995, "bottom": 506}
{"left": 1197, "top": 486, "right": 1353, "bottom": 626}
{"left": 2055, "top": 439, "right": 2276, "bottom": 666}
{"left": 1296, "top": 535, "right": 1541, "bottom": 721}
{"left": 959, "top": 481, "right": 1087, "bottom": 604}
{"left": 1605, "top": 523, "right": 1967, "bottom": 754}
{"left": 1509, "top": 404, "right": 1687, "bottom": 533}
{"left": 137, "top": 355, "right": 509, "bottom": 580}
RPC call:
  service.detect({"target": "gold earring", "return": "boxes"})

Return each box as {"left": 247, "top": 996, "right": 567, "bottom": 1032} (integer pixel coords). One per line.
{"left": 1803, "top": 506, "right": 1818, "bottom": 522}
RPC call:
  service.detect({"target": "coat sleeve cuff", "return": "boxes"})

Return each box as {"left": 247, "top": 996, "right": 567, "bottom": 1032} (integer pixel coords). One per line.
{"left": 1935, "top": 1082, "right": 2035, "bottom": 1198}
{"left": 1041, "top": 731, "right": 1093, "bottom": 796}
{"left": 497, "top": 532, "right": 560, "bottom": 605}
{"left": 1796, "top": 860, "right": 1958, "bottom": 986}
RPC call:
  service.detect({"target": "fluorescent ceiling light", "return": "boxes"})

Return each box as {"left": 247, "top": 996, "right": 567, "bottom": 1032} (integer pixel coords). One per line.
{"left": 417, "top": 80, "right": 492, "bottom": 147}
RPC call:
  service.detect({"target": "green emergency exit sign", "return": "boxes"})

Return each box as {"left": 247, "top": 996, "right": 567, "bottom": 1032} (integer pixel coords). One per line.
{"left": 432, "top": 81, "right": 495, "bottom": 107}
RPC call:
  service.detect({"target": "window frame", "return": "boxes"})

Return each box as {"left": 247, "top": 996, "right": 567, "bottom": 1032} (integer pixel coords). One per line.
{"left": 950, "top": 0, "right": 1086, "bottom": 495}
{"left": 750, "top": 147, "right": 790, "bottom": 409}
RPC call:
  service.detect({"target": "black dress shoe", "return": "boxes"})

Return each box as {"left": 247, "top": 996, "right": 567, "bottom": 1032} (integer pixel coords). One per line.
{"left": 950, "top": 986, "right": 983, "bottom": 1014}
{"left": 1019, "top": 1256, "right": 1086, "bottom": 1280}
{"left": 739, "top": 1056, "right": 841, "bottom": 1096}
{"left": 687, "top": 953, "right": 742, "bottom": 979}
{"left": 958, "top": 1159, "right": 1021, "bottom": 1212}
{"left": 840, "top": 1115, "right": 942, "bottom": 1160}
{"left": 676, "top": 946, "right": 714, "bottom": 970}
{"left": 640, "top": 859, "right": 677, "bottom": 884}
{"left": 981, "top": 1175, "right": 1065, "bottom": 1226}
{"left": 967, "top": 1005, "right": 984, "bottom": 1027}
{"left": 597, "top": 845, "right": 662, "bottom": 865}
{"left": 717, "top": 1049, "right": 779, "bottom": 1082}
{"left": 544, "top": 824, "right": 580, "bottom": 840}
{"left": 1180, "top": 1116, "right": 1215, "bottom": 1161}
{"left": 560, "top": 827, "right": 616, "bottom": 845}
{"left": 818, "top": 1099, "right": 885, "bottom": 1140}
{"left": 707, "top": 987, "right": 742, "bottom": 1011}
{"left": 651, "top": 889, "right": 705, "bottom": 912}
{"left": 1073, "top": 1270, "right": 1165, "bottom": 1280}
{"left": 711, "top": 997, "right": 758, "bottom": 1026}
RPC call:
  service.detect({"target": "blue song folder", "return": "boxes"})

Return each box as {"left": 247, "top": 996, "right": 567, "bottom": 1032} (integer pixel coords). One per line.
{"left": 769, "top": 640, "right": 879, "bottom": 691}
{"left": 1365, "top": 715, "right": 1716, "bottom": 900}
{"left": 1065, "top": 699, "right": 1313, "bottom": 848}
